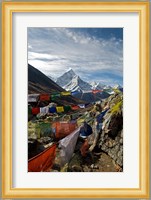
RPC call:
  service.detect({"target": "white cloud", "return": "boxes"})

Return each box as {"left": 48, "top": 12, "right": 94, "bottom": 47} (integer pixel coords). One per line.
{"left": 28, "top": 52, "right": 61, "bottom": 60}
{"left": 28, "top": 28, "right": 123, "bottom": 84}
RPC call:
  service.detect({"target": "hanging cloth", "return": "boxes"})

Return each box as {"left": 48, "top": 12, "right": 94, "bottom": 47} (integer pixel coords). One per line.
{"left": 28, "top": 144, "right": 56, "bottom": 172}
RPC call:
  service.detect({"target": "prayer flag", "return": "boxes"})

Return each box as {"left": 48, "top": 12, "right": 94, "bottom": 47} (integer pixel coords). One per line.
{"left": 64, "top": 105, "right": 71, "bottom": 112}
{"left": 49, "top": 107, "right": 56, "bottom": 113}
{"left": 28, "top": 94, "right": 40, "bottom": 103}
{"left": 28, "top": 144, "right": 56, "bottom": 172}
{"left": 52, "top": 121, "right": 77, "bottom": 139}
{"left": 51, "top": 93, "right": 60, "bottom": 101}
{"left": 71, "top": 105, "right": 80, "bottom": 110}
{"left": 58, "top": 127, "right": 80, "bottom": 166}
{"left": 32, "top": 107, "right": 40, "bottom": 115}
{"left": 78, "top": 104, "right": 85, "bottom": 109}
{"left": 56, "top": 106, "right": 64, "bottom": 113}
{"left": 40, "top": 106, "right": 49, "bottom": 114}
{"left": 61, "top": 91, "right": 71, "bottom": 96}
{"left": 40, "top": 94, "right": 50, "bottom": 101}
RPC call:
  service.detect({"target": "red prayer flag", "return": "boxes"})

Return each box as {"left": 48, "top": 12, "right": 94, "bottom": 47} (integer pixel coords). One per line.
{"left": 52, "top": 121, "right": 77, "bottom": 139}
{"left": 32, "top": 107, "right": 40, "bottom": 115}
{"left": 28, "top": 144, "right": 56, "bottom": 172}
{"left": 40, "top": 94, "right": 50, "bottom": 101}
{"left": 71, "top": 105, "right": 80, "bottom": 110}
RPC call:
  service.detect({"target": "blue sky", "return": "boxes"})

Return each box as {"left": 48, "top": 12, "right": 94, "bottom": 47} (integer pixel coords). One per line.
{"left": 28, "top": 28, "right": 123, "bottom": 86}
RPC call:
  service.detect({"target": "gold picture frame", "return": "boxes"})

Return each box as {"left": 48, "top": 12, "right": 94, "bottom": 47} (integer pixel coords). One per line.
{"left": 2, "top": 1, "right": 150, "bottom": 198}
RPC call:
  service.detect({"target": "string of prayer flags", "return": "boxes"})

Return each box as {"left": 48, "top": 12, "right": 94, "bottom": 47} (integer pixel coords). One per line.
{"left": 61, "top": 91, "right": 71, "bottom": 96}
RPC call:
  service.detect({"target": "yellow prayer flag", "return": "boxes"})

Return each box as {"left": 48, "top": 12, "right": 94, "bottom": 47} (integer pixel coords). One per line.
{"left": 61, "top": 91, "right": 71, "bottom": 96}
{"left": 56, "top": 106, "right": 64, "bottom": 113}
{"left": 77, "top": 118, "right": 85, "bottom": 126}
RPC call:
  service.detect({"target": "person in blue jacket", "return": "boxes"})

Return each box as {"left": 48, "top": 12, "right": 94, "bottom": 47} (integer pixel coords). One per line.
{"left": 77, "top": 121, "right": 93, "bottom": 157}
{"left": 79, "top": 121, "right": 92, "bottom": 139}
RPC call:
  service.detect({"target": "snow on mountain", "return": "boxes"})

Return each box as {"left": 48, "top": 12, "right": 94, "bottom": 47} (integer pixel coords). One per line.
{"left": 56, "top": 69, "right": 92, "bottom": 92}
{"left": 103, "top": 85, "right": 113, "bottom": 90}
{"left": 98, "top": 82, "right": 106, "bottom": 89}
{"left": 63, "top": 75, "right": 92, "bottom": 92}
{"left": 56, "top": 68, "right": 122, "bottom": 100}
{"left": 56, "top": 68, "right": 76, "bottom": 87}
{"left": 90, "top": 81, "right": 107, "bottom": 90}
{"left": 89, "top": 81, "right": 98, "bottom": 90}
{"left": 55, "top": 68, "right": 119, "bottom": 102}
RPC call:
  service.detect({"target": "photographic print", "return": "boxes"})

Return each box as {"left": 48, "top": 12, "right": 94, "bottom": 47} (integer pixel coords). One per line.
{"left": 28, "top": 28, "right": 123, "bottom": 172}
{"left": 2, "top": 1, "right": 149, "bottom": 198}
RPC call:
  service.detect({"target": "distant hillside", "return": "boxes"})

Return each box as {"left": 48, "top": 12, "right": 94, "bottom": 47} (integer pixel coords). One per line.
{"left": 28, "top": 64, "right": 86, "bottom": 105}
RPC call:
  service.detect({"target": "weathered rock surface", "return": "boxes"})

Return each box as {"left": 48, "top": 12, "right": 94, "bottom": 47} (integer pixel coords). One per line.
{"left": 99, "top": 93, "right": 123, "bottom": 167}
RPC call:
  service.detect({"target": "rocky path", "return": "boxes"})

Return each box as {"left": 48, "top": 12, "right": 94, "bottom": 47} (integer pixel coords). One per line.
{"left": 51, "top": 149, "right": 122, "bottom": 172}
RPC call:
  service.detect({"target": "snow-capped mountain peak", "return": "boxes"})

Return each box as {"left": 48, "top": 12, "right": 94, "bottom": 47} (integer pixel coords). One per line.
{"left": 56, "top": 68, "right": 76, "bottom": 87}
{"left": 63, "top": 74, "right": 92, "bottom": 92}
{"left": 65, "top": 68, "right": 76, "bottom": 76}
{"left": 89, "top": 81, "right": 98, "bottom": 89}
{"left": 89, "top": 81, "right": 105, "bottom": 90}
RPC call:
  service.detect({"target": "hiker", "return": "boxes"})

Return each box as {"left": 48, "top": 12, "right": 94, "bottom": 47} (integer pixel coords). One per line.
{"left": 79, "top": 121, "right": 93, "bottom": 139}
{"left": 89, "top": 102, "right": 110, "bottom": 152}
{"left": 78, "top": 122, "right": 93, "bottom": 157}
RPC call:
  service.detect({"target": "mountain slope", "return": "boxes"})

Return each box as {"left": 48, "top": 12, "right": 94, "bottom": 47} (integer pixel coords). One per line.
{"left": 28, "top": 64, "right": 63, "bottom": 93}
{"left": 28, "top": 64, "right": 86, "bottom": 105}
